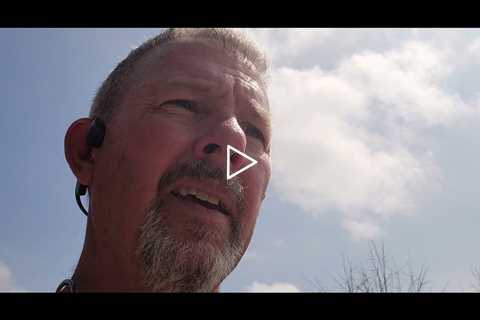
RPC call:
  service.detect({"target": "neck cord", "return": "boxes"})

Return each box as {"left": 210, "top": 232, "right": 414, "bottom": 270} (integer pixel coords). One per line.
{"left": 56, "top": 279, "right": 76, "bottom": 293}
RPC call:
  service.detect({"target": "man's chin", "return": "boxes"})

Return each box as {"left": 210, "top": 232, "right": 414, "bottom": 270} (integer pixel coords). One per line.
{"left": 157, "top": 210, "right": 231, "bottom": 244}
{"left": 137, "top": 202, "right": 244, "bottom": 292}
{"left": 143, "top": 239, "right": 239, "bottom": 292}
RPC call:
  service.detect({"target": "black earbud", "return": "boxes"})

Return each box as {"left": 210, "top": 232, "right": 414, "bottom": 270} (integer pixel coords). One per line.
{"left": 86, "top": 118, "right": 106, "bottom": 148}
{"left": 75, "top": 118, "right": 106, "bottom": 216}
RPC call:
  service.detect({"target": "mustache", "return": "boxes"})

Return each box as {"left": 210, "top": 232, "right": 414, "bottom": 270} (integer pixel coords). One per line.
{"left": 156, "top": 159, "right": 245, "bottom": 214}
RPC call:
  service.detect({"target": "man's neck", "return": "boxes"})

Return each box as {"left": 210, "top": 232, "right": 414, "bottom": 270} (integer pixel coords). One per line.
{"left": 70, "top": 222, "right": 222, "bottom": 292}
{"left": 71, "top": 223, "right": 146, "bottom": 292}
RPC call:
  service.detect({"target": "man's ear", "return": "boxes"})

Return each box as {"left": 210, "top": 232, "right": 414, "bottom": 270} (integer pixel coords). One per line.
{"left": 64, "top": 118, "right": 96, "bottom": 186}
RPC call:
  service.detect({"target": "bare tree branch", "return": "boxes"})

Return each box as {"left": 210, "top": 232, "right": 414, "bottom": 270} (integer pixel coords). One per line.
{"left": 471, "top": 267, "right": 480, "bottom": 292}
{"left": 316, "top": 240, "right": 429, "bottom": 292}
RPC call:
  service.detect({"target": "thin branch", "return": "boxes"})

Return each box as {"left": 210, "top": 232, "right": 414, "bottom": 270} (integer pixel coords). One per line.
{"left": 328, "top": 240, "right": 429, "bottom": 293}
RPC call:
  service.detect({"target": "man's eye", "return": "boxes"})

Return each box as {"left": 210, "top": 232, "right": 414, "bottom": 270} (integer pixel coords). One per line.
{"left": 243, "top": 123, "right": 267, "bottom": 146}
{"left": 161, "top": 99, "right": 196, "bottom": 111}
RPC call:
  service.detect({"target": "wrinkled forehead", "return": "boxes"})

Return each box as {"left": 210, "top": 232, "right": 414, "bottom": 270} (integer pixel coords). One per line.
{"left": 129, "top": 39, "right": 269, "bottom": 109}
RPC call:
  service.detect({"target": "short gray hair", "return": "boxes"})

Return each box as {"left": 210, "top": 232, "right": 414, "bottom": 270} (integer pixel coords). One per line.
{"left": 89, "top": 28, "right": 268, "bottom": 122}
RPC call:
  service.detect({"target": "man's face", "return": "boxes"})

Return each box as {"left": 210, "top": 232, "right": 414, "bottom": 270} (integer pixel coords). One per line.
{"left": 89, "top": 39, "right": 271, "bottom": 291}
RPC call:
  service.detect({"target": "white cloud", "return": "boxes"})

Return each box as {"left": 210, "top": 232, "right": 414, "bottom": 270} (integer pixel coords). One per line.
{"left": 0, "top": 260, "right": 20, "bottom": 292}
{"left": 246, "top": 281, "right": 300, "bottom": 292}
{"left": 244, "top": 28, "right": 333, "bottom": 66}
{"left": 247, "top": 28, "right": 432, "bottom": 70}
{"left": 336, "top": 41, "right": 468, "bottom": 127}
{"left": 255, "top": 30, "right": 480, "bottom": 240}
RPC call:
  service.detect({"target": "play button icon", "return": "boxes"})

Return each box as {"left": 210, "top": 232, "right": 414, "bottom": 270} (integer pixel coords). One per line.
{"left": 226, "top": 145, "right": 258, "bottom": 180}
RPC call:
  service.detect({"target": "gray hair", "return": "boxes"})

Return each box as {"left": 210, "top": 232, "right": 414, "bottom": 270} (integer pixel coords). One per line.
{"left": 89, "top": 28, "right": 268, "bottom": 123}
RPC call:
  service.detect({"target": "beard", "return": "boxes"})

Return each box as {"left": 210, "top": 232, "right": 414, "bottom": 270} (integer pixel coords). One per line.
{"left": 135, "top": 159, "right": 248, "bottom": 292}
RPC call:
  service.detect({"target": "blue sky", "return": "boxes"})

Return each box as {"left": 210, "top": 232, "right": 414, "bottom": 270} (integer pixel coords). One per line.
{"left": 1, "top": 28, "right": 480, "bottom": 292}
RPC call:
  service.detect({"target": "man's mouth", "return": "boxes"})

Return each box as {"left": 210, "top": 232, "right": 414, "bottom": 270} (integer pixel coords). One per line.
{"left": 170, "top": 188, "right": 229, "bottom": 216}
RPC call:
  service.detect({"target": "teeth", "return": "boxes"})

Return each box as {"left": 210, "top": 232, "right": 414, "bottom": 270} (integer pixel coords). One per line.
{"left": 208, "top": 196, "right": 220, "bottom": 206}
{"left": 176, "top": 188, "right": 220, "bottom": 206}
{"left": 195, "top": 192, "right": 210, "bottom": 202}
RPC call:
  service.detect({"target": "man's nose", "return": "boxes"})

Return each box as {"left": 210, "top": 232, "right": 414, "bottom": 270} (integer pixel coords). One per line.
{"left": 193, "top": 117, "right": 247, "bottom": 174}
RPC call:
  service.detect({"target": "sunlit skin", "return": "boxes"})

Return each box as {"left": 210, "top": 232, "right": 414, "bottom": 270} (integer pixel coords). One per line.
{"left": 64, "top": 39, "right": 271, "bottom": 292}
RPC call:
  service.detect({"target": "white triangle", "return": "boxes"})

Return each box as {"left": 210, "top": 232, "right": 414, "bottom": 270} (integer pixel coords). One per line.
{"left": 227, "top": 145, "right": 258, "bottom": 180}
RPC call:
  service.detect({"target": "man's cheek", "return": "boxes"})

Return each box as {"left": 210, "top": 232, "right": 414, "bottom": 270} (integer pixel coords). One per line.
{"left": 243, "top": 172, "right": 265, "bottom": 220}
{"left": 254, "top": 159, "right": 271, "bottom": 199}
{"left": 129, "top": 130, "right": 185, "bottom": 173}
{"left": 108, "top": 147, "right": 163, "bottom": 219}
{"left": 241, "top": 165, "right": 270, "bottom": 235}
